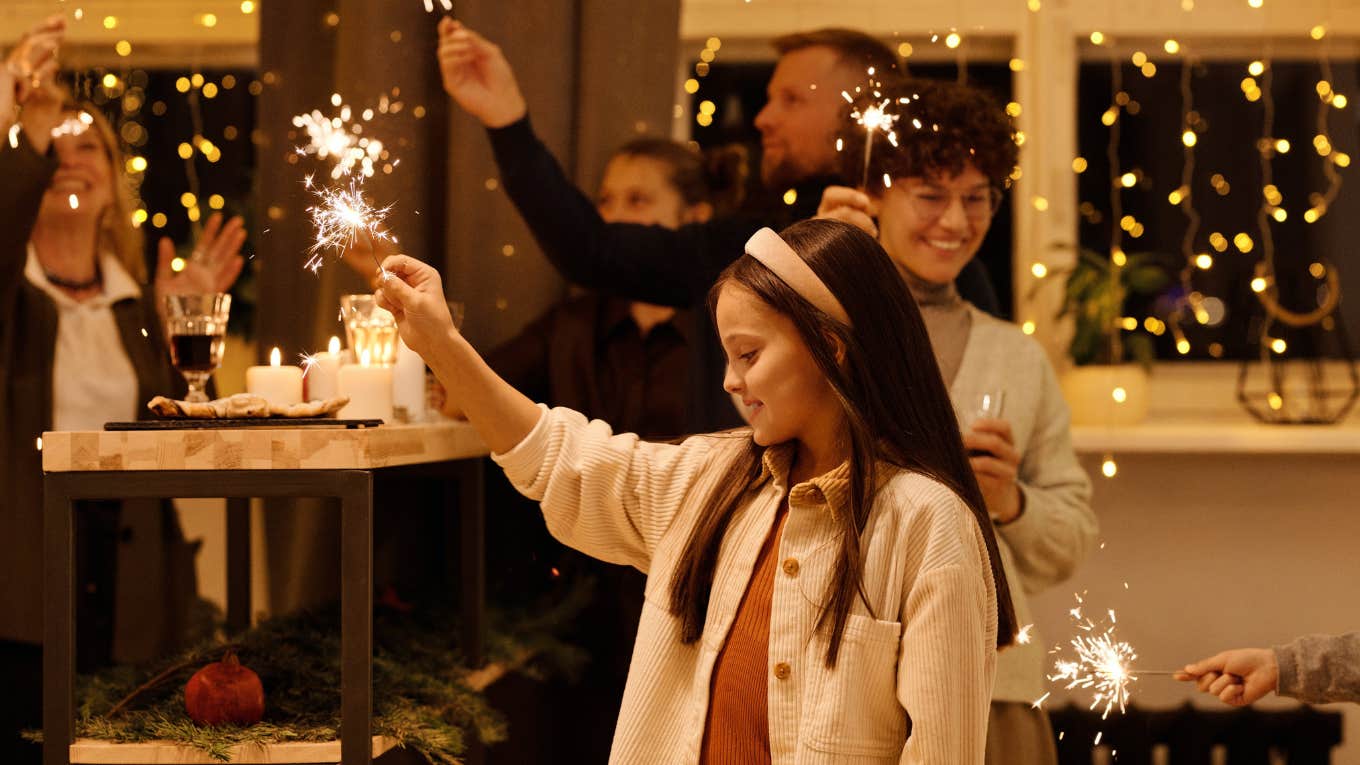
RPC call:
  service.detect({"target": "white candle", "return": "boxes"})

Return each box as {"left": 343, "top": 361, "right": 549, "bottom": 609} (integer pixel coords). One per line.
{"left": 338, "top": 351, "right": 393, "bottom": 421}
{"left": 246, "top": 347, "right": 303, "bottom": 406}
{"left": 392, "top": 338, "right": 426, "bottom": 422}
{"left": 305, "top": 336, "right": 343, "bottom": 401}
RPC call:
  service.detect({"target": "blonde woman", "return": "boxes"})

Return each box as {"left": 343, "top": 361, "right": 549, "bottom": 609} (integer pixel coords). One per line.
{"left": 1, "top": 19, "right": 246, "bottom": 761}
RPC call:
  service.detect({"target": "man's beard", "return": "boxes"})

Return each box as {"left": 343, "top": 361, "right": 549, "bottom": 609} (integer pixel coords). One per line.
{"left": 759, "top": 154, "right": 805, "bottom": 189}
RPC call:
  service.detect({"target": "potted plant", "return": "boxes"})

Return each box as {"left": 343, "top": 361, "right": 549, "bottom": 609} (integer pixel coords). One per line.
{"left": 1053, "top": 248, "right": 1170, "bottom": 426}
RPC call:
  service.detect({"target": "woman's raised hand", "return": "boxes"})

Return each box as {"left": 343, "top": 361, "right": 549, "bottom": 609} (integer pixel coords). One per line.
{"left": 436, "top": 18, "right": 527, "bottom": 129}
{"left": 375, "top": 254, "right": 456, "bottom": 359}
{"left": 816, "top": 185, "right": 880, "bottom": 238}
{"left": 154, "top": 213, "right": 247, "bottom": 296}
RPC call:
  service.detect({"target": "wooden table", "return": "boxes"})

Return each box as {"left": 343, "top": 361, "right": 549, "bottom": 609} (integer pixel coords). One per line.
{"left": 41, "top": 420, "right": 490, "bottom": 765}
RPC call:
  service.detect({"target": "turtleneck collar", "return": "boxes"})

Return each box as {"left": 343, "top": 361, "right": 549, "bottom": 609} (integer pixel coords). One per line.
{"left": 895, "top": 261, "right": 963, "bottom": 310}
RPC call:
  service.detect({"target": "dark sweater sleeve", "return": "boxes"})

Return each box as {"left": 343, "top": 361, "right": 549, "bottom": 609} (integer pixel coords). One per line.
{"left": 0, "top": 130, "right": 59, "bottom": 315}
{"left": 486, "top": 117, "right": 759, "bottom": 309}
{"left": 1274, "top": 632, "right": 1360, "bottom": 704}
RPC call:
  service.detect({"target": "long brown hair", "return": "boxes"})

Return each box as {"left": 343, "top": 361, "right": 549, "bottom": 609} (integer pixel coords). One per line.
{"left": 52, "top": 100, "right": 146, "bottom": 282}
{"left": 668, "top": 218, "right": 1017, "bottom": 666}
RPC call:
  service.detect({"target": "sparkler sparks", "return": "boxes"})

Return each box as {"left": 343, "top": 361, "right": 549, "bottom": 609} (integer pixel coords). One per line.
{"left": 304, "top": 176, "right": 394, "bottom": 276}
{"left": 1046, "top": 596, "right": 1138, "bottom": 721}
{"left": 292, "top": 101, "right": 385, "bottom": 179}
{"left": 842, "top": 71, "right": 908, "bottom": 190}
{"left": 50, "top": 111, "right": 94, "bottom": 139}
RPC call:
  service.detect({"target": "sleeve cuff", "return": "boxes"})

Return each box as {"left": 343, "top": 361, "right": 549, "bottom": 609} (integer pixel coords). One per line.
{"left": 489, "top": 402, "right": 551, "bottom": 491}
{"left": 1273, "top": 642, "right": 1301, "bottom": 697}
{"left": 485, "top": 114, "right": 534, "bottom": 157}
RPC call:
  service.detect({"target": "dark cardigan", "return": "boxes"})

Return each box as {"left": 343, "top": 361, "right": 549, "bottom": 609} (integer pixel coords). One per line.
{"left": 0, "top": 130, "right": 196, "bottom": 663}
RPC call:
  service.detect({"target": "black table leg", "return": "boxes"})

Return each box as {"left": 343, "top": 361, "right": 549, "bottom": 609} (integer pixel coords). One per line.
{"left": 226, "top": 498, "right": 251, "bottom": 633}
{"left": 42, "top": 474, "right": 75, "bottom": 765}
{"left": 340, "top": 471, "right": 374, "bottom": 765}
{"left": 458, "top": 459, "right": 485, "bottom": 667}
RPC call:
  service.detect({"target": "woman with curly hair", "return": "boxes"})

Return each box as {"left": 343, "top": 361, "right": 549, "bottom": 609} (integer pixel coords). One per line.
{"left": 820, "top": 77, "right": 1097, "bottom": 764}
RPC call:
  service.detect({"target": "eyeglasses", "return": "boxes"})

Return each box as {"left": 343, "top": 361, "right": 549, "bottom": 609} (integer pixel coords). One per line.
{"left": 901, "top": 185, "right": 1004, "bottom": 222}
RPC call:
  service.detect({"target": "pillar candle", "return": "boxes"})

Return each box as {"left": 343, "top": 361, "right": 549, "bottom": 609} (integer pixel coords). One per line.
{"left": 305, "top": 336, "right": 344, "bottom": 401}
{"left": 246, "top": 347, "right": 303, "bottom": 406}
{"left": 338, "top": 359, "right": 393, "bottom": 421}
{"left": 392, "top": 338, "right": 426, "bottom": 422}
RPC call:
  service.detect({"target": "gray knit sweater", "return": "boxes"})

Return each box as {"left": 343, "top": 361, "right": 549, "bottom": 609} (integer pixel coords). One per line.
{"left": 904, "top": 272, "right": 1098, "bottom": 702}
{"left": 1275, "top": 632, "right": 1360, "bottom": 704}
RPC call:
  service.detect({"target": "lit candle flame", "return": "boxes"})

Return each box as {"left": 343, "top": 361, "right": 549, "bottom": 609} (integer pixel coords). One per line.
{"left": 68, "top": 194, "right": 79, "bottom": 210}
{"left": 269, "top": 346, "right": 282, "bottom": 367}
{"left": 329, "top": 335, "right": 342, "bottom": 355}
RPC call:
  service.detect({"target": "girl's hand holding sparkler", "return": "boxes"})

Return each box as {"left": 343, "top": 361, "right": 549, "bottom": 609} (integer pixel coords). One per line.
{"left": 1175, "top": 648, "right": 1279, "bottom": 706}
{"left": 436, "top": 19, "right": 527, "bottom": 129}
{"left": 377, "top": 254, "right": 541, "bottom": 454}
{"left": 374, "top": 255, "right": 458, "bottom": 359}
{"left": 154, "top": 213, "right": 247, "bottom": 296}
{"left": 816, "top": 185, "right": 879, "bottom": 237}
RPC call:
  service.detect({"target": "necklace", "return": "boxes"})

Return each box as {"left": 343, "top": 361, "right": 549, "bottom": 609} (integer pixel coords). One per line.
{"left": 44, "top": 268, "right": 103, "bottom": 292}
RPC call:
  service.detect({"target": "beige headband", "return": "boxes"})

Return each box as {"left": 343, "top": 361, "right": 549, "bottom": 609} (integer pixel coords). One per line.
{"left": 744, "top": 227, "right": 851, "bottom": 326}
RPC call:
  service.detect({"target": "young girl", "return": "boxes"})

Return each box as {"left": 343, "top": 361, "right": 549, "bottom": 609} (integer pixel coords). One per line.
{"left": 822, "top": 78, "right": 1097, "bottom": 763}
{"left": 377, "top": 219, "right": 1016, "bottom": 763}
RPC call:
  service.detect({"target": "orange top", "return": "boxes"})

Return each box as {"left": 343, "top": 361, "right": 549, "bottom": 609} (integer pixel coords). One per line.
{"left": 700, "top": 501, "right": 789, "bottom": 765}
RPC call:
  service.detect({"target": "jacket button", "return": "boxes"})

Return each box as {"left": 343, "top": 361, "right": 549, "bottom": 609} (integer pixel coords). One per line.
{"left": 773, "top": 662, "right": 791, "bottom": 680}
{"left": 782, "top": 558, "right": 799, "bottom": 577}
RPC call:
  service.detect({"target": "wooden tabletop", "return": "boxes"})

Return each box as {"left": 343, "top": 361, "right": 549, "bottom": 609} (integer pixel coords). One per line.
{"left": 42, "top": 419, "right": 489, "bottom": 472}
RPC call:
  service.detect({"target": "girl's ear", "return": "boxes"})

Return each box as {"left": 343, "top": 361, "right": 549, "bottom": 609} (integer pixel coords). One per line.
{"left": 824, "top": 330, "right": 848, "bottom": 368}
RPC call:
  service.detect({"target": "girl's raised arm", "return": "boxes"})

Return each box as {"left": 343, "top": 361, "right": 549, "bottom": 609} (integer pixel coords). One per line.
{"left": 377, "top": 256, "right": 725, "bottom": 569}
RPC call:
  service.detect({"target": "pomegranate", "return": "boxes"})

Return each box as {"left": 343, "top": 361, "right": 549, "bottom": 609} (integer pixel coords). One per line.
{"left": 184, "top": 649, "right": 265, "bottom": 726}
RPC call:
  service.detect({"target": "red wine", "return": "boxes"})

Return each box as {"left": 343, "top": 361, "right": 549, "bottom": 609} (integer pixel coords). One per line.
{"left": 170, "top": 333, "right": 224, "bottom": 373}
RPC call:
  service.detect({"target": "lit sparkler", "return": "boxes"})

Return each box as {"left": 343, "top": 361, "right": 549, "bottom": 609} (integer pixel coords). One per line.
{"left": 292, "top": 100, "right": 385, "bottom": 179}
{"left": 50, "top": 111, "right": 94, "bottom": 139}
{"left": 304, "top": 175, "right": 394, "bottom": 276}
{"left": 842, "top": 69, "right": 906, "bottom": 190}
{"left": 1047, "top": 608, "right": 1137, "bottom": 720}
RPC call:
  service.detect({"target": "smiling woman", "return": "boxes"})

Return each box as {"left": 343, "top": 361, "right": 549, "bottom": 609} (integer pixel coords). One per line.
{"left": 0, "top": 17, "right": 249, "bottom": 763}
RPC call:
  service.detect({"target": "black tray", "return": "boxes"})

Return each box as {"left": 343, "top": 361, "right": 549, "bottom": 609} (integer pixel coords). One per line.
{"left": 105, "top": 418, "right": 384, "bottom": 430}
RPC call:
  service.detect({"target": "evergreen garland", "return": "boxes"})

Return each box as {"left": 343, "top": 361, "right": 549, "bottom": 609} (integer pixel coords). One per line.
{"left": 28, "top": 581, "right": 591, "bottom": 764}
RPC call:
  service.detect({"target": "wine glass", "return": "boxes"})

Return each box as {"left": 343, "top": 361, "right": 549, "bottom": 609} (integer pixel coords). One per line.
{"left": 163, "top": 293, "right": 231, "bottom": 403}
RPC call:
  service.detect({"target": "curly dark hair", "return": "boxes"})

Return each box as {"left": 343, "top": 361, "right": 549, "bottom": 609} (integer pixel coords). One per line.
{"left": 838, "top": 76, "right": 1018, "bottom": 194}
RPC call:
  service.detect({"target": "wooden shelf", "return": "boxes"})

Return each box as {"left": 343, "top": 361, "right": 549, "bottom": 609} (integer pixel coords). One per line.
{"left": 70, "top": 735, "right": 398, "bottom": 764}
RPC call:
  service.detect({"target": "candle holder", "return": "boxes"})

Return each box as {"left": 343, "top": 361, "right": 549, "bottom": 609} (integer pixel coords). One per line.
{"left": 340, "top": 294, "right": 398, "bottom": 367}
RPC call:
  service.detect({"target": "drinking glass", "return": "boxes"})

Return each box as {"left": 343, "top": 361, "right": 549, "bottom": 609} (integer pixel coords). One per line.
{"left": 965, "top": 388, "right": 1006, "bottom": 457}
{"left": 975, "top": 389, "right": 1006, "bottom": 421}
{"left": 163, "top": 293, "right": 231, "bottom": 403}
{"left": 340, "top": 294, "right": 399, "bottom": 366}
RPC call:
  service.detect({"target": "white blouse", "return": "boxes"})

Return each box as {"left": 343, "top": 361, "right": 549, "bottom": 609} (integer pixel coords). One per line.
{"left": 25, "top": 247, "right": 141, "bottom": 431}
{"left": 493, "top": 404, "right": 998, "bottom": 764}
